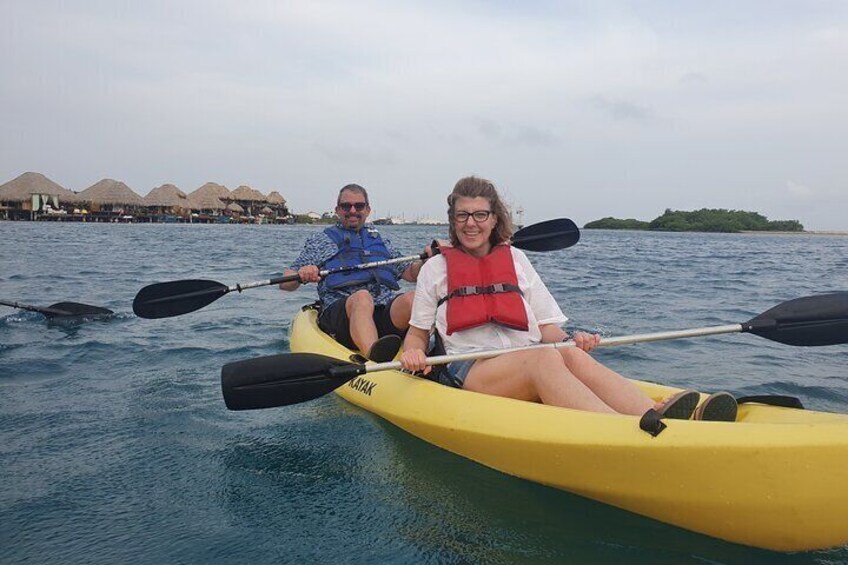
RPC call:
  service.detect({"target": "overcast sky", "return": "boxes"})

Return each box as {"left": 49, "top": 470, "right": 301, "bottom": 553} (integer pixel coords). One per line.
{"left": 2, "top": 1, "right": 846, "bottom": 229}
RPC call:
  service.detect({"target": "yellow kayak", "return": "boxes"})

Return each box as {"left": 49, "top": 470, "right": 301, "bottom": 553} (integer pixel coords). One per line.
{"left": 289, "top": 307, "right": 848, "bottom": 552}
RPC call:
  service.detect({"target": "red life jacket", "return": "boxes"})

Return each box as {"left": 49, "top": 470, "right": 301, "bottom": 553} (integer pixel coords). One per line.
{"left": 439, "top": 244, "right": 530, "bottom": 335}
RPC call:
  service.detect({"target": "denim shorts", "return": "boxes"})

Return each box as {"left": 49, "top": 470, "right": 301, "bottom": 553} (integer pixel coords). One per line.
{"left": 438, "top": 359, "right": 477, "bottom": 389}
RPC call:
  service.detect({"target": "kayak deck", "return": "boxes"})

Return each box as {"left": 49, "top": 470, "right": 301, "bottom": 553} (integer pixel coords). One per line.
{"left": 289, "top": 308, "right": 848, "bottom": 552}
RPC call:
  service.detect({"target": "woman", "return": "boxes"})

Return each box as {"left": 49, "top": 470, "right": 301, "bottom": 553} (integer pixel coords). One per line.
{"left": 400, "top": 176, "right": 736, "bottom": 421}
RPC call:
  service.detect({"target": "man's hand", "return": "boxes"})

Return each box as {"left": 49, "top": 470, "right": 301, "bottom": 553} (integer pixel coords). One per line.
{"left": 298, "top": 265, "right": 321, "bottom": 283}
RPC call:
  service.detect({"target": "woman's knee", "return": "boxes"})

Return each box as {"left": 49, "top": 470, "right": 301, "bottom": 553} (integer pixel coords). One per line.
{"left": 521, "top": 349, "right": 563, "bottom": 379}
{"left": 560, "top": 346, "right": 591, "bottom": 367}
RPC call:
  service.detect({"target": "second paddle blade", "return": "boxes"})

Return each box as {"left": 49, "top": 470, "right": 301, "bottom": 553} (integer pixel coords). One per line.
{"left": 512, "top": 218, "right": 580, "bottom": 252}
{"left": 45, "top": 302, "right": 114, "bottom": 318}
{"left": 221, "top": 353, "right": 361, "bottom": 410}
{"left": 133, "top": 279, "right": 229, "bottom": 319}
{"left": 745, "top": 292, "right": 848, "bottom": 346}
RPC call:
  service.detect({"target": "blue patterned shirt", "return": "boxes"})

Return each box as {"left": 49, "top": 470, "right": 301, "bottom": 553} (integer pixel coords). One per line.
{"left": 290, "top": 225, "right": 411, "bottom": 307}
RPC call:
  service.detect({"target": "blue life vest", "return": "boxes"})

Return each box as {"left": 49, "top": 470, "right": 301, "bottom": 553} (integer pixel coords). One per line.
{"left": 322, "top": 226, "right": 401, "bottom": 291}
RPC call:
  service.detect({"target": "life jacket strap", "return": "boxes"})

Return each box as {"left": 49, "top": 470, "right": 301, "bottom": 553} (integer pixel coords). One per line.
{"left": 438, "top": 283, "right": 523, "bottom": 306}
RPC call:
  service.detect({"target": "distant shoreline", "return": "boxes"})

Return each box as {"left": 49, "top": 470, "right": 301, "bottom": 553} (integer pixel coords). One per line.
{"left": 582, "top": 227, "right": 848, "bottom": 236}
{"left": 740, "top": 230, "right": 848, "bottom": 236}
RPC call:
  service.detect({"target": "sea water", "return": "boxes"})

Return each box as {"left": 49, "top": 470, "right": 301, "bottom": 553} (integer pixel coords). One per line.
{"left": 1, "top": 222, "right": 847, "bottom": 564}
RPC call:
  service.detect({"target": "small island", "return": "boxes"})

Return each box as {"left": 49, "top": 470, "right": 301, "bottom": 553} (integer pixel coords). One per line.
{"left": 584, "top": 209, "right": 804, "bottom": 233}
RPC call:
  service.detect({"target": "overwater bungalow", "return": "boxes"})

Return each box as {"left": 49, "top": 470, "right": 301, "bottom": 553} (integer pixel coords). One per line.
{"left": 0, "top": 172, "right": 78, "bottom": 220}
{"left": 143, "top": 184, "right": 190, "bottom": 222}
{"left": 74, "top": 179, "right": 145, "bottom": 222}
{"left": 1, "top": 172, "right": 291, "bottom": 224}
{"left": 265, "top": 191, "right": 290, "bottom": 222}
{"left": 226, "top": 185, "right": 266, "bottom": 221}
{"left": 187, "top": 182, "right": 229, "bottom": 223}
{"left": 225, "top": 201, "right": 244, "bottom": 222}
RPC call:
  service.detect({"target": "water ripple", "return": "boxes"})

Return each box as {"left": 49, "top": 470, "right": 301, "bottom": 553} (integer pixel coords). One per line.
{"left": 1, "top": 223, "right": 847, "bottom": 564}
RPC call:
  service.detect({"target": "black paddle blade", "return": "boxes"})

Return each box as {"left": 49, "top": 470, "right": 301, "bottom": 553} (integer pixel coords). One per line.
{"left": 744, "top": 292, "right": 848, "bottom": 346}
{"left": 133, "top": 279, "right": 229, "bottom": 319}
{"left": 44, "top": 302, "right": 114, "bottom": 318}
{"left": 221, "top": 353, "right": 364, "bottom": 410}
{"left": 512, "top": 218, "right": 580, "bottom": 252}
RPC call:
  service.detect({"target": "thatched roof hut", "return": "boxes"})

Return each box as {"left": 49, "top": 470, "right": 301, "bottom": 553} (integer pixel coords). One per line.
{"left": 266, "top": 191, "right": 287, "bottom": 205}
{"left": 144, "top": 184, "right": 188, "bottom": 208}
{"left": 0, "top": 172, "right": 77, "bottom": 203}
{"left": 229, "top": 185, "right": 267, "bottom": 202}
{"left": 226, "top": 202, "right": 244, "bottom": 213}
{"left": 261, "top": 206, "right": 273, "bottom": 215}
{"left": 188, "top": 194, "right": 226, "bottom": 211}
{"left": 76, "top": 179, "right": 144, "bottom": 205}
{"left": 188, "top": 182, "right": 229, "bottom": 211}
{"left": 190, "top": 182, "right": 230, "bottom": 199}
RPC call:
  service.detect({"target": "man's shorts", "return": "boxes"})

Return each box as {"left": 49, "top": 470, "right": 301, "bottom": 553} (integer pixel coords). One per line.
{"left": 317, "top": 294, "right": 406, "bottom": 351}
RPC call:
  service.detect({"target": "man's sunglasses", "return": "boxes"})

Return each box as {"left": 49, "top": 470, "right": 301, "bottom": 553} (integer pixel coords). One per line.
{"left": 338, "top": 202, "right": 368, "bottom": 211}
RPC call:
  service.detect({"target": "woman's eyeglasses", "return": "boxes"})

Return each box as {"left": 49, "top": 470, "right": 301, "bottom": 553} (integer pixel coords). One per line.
{"left": 338, "top": 202, "right": 368, "bottom": 211}
{"left": 453, "top": 210, "right": 492, "bottom": 223}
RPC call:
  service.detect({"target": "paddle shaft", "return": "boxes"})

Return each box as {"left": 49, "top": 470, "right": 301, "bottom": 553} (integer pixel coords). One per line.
{"left": 342, "top": 323, "right": 748, "bottom": 376}
{"left": 222, "top": 292, "right": 847, "bottom": 410}
{"left": 135, "top": 219, "right": 581, "bottom": 319}
{"left": 249, "top": 252, "right": 427, "bottom": 291}
{"left": 231, "top": 219, "right": 581, "bottom": 292}
{"left": 0, "top": 299, "right": 68, "bottom": 316}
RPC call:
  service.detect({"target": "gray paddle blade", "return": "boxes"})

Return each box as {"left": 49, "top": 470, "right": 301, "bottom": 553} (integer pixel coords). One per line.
{"left": 221, "top": 353, "right": 364, "bottom": 410}
{"left": 44, "top": 302, "right": 114, "bottom": 318}
{"left": 133, "top": 279, "right": 228, "bottom": 319}
{"left": 512, "top": 218, "right": 580, "bottom": 252}
{"left": 744, "top": 292, "right": 848, "bottom": 346}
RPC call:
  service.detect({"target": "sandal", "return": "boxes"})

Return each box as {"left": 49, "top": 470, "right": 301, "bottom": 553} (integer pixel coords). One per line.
{"left": 657, "top": 390, "right": 699, "bottom": 420}
{"left": 367, "top": 335, "right": 402, "bottom": 363}
{"left": 694, "top": 392, "right": 738, "bottom": 422}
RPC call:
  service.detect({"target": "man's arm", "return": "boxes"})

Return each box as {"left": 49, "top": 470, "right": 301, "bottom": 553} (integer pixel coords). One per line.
{"left": 279, "top": 269, "right": 301, "bottom": 291}
{"left": 280, "top": 232, "right": 333, "bottom": 291}
{"left": 400, "top": 243, "right": 436, "bottom": 282}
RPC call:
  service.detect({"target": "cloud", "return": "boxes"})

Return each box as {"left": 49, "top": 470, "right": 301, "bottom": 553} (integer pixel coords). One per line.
{"left": 2, "top": 1, "right": 848, "bottom": 229}
{"left": 785, "top": 179, "right": 815, "bottom": 198}
{"left": 313, "top": 143, "right": 400, "bottom": 166}
{"left": 679, "top": 72, "right": 709, "bottom": 87}
{"left": 474, "top": 119, "right": 557, "bottom": 146}
{"left": 586, "top": 96, "right": 659, "bottom": 123}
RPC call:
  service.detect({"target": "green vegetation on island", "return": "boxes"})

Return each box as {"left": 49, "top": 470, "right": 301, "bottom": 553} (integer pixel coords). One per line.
{"left": 585, "top": 209, "right": 804, "bottom": 233}
{"left": 583, "top": 217, "right": 650, "bottom": 230}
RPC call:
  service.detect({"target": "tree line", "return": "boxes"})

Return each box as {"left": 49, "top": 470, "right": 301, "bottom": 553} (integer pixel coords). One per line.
{"left": 584, "top": 209, "right": 804, "bottom": 233}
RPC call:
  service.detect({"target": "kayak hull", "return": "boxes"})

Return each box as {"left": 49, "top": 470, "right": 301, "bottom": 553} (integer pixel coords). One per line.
{"left": 289, "top": 308, "right": 848, "bottom": 552}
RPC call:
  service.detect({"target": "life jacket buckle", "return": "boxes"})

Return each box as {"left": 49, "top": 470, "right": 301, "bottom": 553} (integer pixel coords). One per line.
{"left": 457, "top": 286, "right": 479, "bottom": 297}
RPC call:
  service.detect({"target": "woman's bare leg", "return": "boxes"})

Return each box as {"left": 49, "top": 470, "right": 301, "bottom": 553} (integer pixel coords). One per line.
{"left": 463, "top": 349, "right": 617, "bottom": 413}
{"left": 558, "top": 348, "right": 655, "bottom": 415}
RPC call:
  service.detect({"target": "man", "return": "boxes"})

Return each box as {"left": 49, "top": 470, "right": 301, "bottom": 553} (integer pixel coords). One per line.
{"left": 281, "top": 184, "right": 427, "bottom": 362}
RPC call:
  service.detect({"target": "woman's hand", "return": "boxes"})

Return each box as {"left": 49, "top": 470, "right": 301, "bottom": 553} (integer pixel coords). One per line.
{"left": 571, "top": 331, "right": 601, "bottom": 352}
{"left": 400, "top": 348, "right": 431, "bottom": 375}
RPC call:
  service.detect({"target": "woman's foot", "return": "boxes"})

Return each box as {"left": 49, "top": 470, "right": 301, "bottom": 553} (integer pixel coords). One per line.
{"left": 656, "top": 390, "right": 699, "bottom": 420}
{"left": 694, "top": 392, "right": 738, "bottom": 422}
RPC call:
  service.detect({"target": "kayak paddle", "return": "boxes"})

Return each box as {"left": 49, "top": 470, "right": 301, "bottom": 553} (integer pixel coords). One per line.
{"left": 133, "top": 218, "right": 580, "bottom": 319}
{"left": 0, "top": 299, "right": 114, "bottom": 319}
{"left": 221, "top": 292, "right": 848, "bottom": 410}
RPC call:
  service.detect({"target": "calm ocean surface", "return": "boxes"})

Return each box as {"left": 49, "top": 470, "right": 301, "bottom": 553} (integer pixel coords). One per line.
{"left": 1, "top": 222, "right": 847, "bottom": 564}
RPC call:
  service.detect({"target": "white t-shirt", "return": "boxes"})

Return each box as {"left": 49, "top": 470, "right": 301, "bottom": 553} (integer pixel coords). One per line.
{"left": 410, "top": 247, "right": 567, "bottom": 355}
